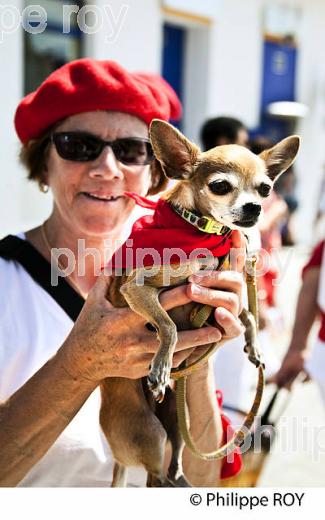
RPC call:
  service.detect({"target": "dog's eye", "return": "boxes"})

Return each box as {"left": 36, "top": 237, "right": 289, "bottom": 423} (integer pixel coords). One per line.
{"left": 257, "top": 183, "right": 271, "bottom": 198}
{"left": 208, "top": 180, "right": 233, "bottom": 195}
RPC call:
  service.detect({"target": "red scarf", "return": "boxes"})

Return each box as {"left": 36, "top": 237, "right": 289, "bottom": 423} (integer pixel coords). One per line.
{"left": 109, "top": 193, "right": 232, "bottom": 270}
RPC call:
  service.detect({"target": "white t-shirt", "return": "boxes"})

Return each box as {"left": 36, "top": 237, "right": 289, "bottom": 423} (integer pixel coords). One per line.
{"left": 0, "top": 234, "right": 145, "bottom": 487}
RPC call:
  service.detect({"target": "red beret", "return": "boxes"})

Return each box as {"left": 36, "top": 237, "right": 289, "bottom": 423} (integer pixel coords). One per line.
{"left": 14, "top": 59, "right": 182, "bottom": 144}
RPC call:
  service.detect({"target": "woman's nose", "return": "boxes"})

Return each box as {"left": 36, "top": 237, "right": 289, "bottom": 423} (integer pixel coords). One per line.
{"left": 88, "top": 147, "right": 123, "bottom": 179}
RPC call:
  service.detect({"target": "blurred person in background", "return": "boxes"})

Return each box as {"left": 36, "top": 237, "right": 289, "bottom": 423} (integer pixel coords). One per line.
{"left": 200, "top": 116, "right": 249, "bottom": 151}
{"left": 274, "top": 166, "right": 298, "bottom": 246}
{"left": 313, "top": 168, "right": 325, "bottom": 244}
{"left": 272, "top": 240, "right": 325, "bottom": 405}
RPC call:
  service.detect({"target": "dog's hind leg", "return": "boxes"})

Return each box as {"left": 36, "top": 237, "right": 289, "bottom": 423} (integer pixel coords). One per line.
{"left": 111, "top": 462, "right": 127, "bottom": 487}
{"left": 120, "top": 280, "right": 178, "bottom": 402}
{"left": 146, "top": 473, "right": 175, "bottom": 487}
{"left": 167, "top": 432, "right": 190, "bottom": 487}
{"left": 155, "top": 387, "right": 191, "bottom": 487}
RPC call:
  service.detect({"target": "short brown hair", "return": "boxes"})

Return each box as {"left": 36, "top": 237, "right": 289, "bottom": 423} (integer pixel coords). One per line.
{"left": 19, "top": 126, "right": 53, "bottom": 187}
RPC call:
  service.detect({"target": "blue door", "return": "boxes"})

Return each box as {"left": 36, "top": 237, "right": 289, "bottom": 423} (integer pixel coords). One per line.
{"left": 253, "top": 40, "right": 297, "bottom": 141}
{"left": 162, "top": 23, "right": 186, "bottom": 128}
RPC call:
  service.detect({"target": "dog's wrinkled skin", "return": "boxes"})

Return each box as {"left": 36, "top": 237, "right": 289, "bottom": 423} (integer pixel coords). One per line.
{"left": 100, "top": 120, "right": 300, "bottom": 487}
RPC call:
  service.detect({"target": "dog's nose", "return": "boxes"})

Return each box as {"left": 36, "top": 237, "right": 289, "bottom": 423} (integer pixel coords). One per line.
{"left": 242, "top": 203, "right": 261, "bottom": 217}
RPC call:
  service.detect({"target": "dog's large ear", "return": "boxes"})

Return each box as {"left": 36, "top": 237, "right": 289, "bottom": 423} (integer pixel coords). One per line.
{"left": 259, "top": 135, "right": 300, "bottom": 181}
{"left": 149, "top": 119, "right": 200, "bottom": 180}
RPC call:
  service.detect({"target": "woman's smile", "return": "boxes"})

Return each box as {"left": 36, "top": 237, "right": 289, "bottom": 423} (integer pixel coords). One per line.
{"left": 80, "top": 191, "right": 124, "bottom": 203}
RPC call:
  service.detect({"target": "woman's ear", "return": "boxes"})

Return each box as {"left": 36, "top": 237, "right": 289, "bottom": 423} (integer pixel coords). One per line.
{"left": 40, "top": 158, "right": 49, "bottom": 189}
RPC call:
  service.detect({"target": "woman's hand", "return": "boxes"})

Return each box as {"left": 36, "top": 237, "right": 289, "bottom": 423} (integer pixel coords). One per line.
{"left": 268, "top": 267, "right": 320, "bottom": 390}
{"left": 57, "top": 273, "right": 223, "bottom": 382}
{"left": 268, "top": 348, "right": 309, "bottom": 389}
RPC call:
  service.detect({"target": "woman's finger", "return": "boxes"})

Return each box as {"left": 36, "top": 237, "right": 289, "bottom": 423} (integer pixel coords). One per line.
{"left": 187, "top": 270, "right": 243, "bottom": 312}
{"left": 188, "top": 269, "right": 243, "bottom": 289}
{"left": 176, "top": 326, "right": 222, "bottom": 350}
{"left": 172, "top": 348, "right": 196, "bottom": 368}
{"left": 159, "top": 285, "right": 192, "bottom": 310}
{"left": 214, "top": 307, "right": 244, "bottom": 339}
{"left": 143, "top": 325, "right": 222, "bottom": 354}
{"left": 186, "top": 284, "right": 240, "bottom": 316}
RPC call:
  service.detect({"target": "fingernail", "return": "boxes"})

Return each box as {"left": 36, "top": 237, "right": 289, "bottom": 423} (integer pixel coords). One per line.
{"left": 211, "top": 330, "right": 222, "bottom": 341}
{"left": 188, "top": 274, "right": 205, "bottom": 283}
{"left": 190, "top": 283, "right": 202, "bottom": 295}
{"left": 216, "top": 307, "right": 227, "bottom": 320}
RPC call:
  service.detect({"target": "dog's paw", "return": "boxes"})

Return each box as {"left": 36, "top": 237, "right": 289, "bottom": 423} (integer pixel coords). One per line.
{"left": 147, "top": 360, "right": 171, "bottom": 402}
{"left": 168, "top": 474, "right": 191, "bottom": 487}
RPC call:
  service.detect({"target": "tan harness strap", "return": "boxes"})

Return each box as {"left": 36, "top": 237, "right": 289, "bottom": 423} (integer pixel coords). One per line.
{"left": 170, "top": 304, "right": 217, "bottom": 380}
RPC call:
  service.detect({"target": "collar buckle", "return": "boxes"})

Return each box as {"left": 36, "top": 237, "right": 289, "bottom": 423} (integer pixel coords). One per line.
{"left": 197, "top": 217, "right": 224, "bottom": 234}
{"left": 172, "top": 204, "right": 228, "bottom": 235}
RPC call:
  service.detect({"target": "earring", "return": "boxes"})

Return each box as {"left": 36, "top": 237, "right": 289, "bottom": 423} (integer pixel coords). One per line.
{"left": 39, "top": 182, "right": 49, "bottom": 193}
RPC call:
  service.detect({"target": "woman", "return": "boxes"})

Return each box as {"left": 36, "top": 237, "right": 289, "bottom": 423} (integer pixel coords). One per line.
{"left": 0, "top": 59, "right": 244, "bottom": 487}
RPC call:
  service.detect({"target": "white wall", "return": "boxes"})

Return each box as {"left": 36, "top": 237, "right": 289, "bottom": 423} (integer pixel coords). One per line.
{"left": 205, "top": 0, "right": 263, "bottom": 129}
{"left": 294, "top": 0, "right": 325, "bottom": 239}
{"left": 83, "top": 0, "right": 162, "bottom": 72}
{"left": 180, "top": 24, "right": 211, "bottom": 143}
{"left": 0, "top": 0, "right": 26, "bottom": 235}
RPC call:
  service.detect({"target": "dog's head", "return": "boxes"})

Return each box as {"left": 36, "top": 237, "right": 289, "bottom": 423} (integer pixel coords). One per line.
{"left": 149, "top": 119, "right": 300, "bottom": 230}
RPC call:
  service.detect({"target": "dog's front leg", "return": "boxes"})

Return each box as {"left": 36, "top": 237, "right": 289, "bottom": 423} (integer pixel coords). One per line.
{"left": 121, "top": 279, "right": 177, "bottom": 402}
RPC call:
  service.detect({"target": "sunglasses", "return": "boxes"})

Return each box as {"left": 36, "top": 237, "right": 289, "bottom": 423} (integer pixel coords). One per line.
{"left": 50, "top": 132, "right": 155, "bottom": 165}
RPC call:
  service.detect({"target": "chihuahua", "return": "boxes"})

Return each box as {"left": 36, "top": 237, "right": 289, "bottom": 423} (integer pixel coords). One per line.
{"left": 100, "top": 120, "right": 300, "bottom": 487}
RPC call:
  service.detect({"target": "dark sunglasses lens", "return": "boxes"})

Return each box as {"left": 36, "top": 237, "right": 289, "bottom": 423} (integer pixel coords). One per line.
{"left": 53, "top": 133, "right": 102, "bottom": 161}
{"left": 113, "top": 139, "right": 154, "bottom": 165}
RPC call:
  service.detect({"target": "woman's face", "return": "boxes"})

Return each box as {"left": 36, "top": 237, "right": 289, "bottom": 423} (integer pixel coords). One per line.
{"left": 45, "top": 111, "right": 152, "bottom": 237}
